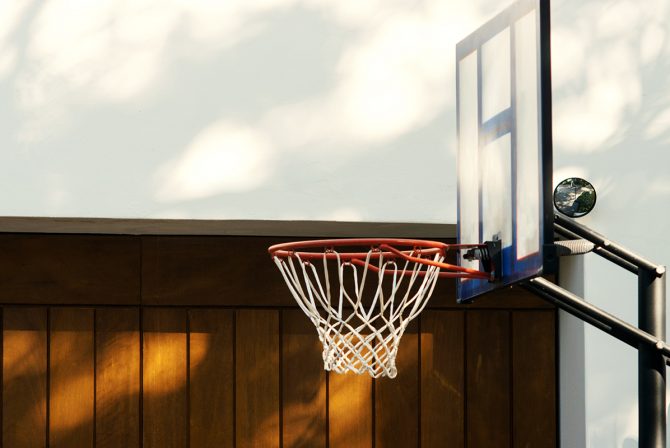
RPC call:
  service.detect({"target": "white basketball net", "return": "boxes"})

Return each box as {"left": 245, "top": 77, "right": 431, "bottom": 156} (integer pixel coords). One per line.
{"left": 273, "top": 247, "right": 445, "bottom": 378}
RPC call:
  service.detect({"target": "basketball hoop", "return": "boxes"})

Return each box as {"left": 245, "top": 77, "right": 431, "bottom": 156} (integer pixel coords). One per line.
{"left": 269, "top": 239, "right": 493, "bottom": 378}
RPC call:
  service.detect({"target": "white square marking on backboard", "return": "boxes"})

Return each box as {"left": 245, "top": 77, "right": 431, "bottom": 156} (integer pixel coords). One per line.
{"left": 481, "top": 133, "right": 512, "bottom": 248}
{"left": 515, "top": 11, "right": 540, "bottom": 259}
{"left": 458, "top": 51, "right": 479, "bottom": 270}
{"left": 481, "top": 28, "right": 511, "bottom": 122}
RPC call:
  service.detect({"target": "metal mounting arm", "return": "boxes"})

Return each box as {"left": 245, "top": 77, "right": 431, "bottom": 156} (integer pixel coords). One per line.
{"left": 463, "top": 239, "right": 502, "bottom": 282}
{"left": 555, "top": 213, "right": 663, "bottom": 275}
{"left": 525, "top": 215, "right": 666, "bottom": 448}
{"left": 524, "top": 277, "right": 669, "bottom": 357}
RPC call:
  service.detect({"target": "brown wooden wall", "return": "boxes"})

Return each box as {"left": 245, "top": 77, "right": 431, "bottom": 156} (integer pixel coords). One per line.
{"left": 0, "top": 233, "right": 557, "bottom": 447}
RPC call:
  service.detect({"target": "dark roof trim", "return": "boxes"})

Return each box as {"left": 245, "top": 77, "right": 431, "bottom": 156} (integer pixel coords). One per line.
{"left": 0, "top": 216, "right": 457, "bottom": 238}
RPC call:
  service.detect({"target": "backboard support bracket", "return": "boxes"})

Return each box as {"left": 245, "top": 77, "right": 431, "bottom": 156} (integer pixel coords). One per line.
{"left": 525, "top": 214, "right": 667, "bottom": 448}
{"left": 463, "top": 239, "right": 502, "bottom": 282}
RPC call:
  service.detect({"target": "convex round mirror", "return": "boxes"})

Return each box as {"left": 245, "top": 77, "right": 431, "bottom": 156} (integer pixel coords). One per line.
{"left": 553, "top": 178, "right": 596, "bottom": 218}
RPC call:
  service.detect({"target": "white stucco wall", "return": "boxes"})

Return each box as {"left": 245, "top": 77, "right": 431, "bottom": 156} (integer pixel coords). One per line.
{"left": 0, "top": 0, "right": 494, "bottom": 222}
{"left": 2, "top": 0, "right": 669, "bottom": 446}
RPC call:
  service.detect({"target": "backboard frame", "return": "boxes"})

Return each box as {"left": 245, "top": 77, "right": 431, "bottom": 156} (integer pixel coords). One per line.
{"left": 456, "top": 0, "right": 553, "bottom": 302}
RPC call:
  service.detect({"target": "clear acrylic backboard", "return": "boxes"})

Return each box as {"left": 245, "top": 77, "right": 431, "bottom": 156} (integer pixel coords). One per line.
{"left": 456, "top": 0, "right": 553, "bottom": 302}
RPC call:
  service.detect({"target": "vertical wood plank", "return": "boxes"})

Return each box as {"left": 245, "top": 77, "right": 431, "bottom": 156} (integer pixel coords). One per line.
{"left": 466, "top": 310, "right": 510, "bottom": 448}
{"left": 143, "top": 308, "right": 187, "bottom": 448}
{"left": 236, "top": 310, "right": 280, "bottom": 448}
{"left": 512, "top": 311, "right": 556, "bottom": 448}
{"left": 189, "top": 309, "right": 234, "bottom": 448}
{"left": 375, "top": 322, "right": 419, "bottom": 448}
{"left": 3, "top": 307, "right": 47, "bottom": 448}
{"left": 96, "top": 308, "right": 140, "bottom": 448}
{"left": 49, "top": 308, "right": 94, "bottom": 448}
{"left": 282, "top": 310, "right": 326, "bottom": 448}
{"left": 329, "top": 372, "right": 372, "bottom": 448}
{"left": 421, "top": 311, "right": 465, "bottom": 448}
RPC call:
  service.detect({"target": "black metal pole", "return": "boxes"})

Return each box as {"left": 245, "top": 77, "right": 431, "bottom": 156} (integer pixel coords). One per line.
{"left": 551, "top": 207, "right": 668, "bottom": 445}
{"left": 639, "top": 267, "right": 666, "bottom": 448}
